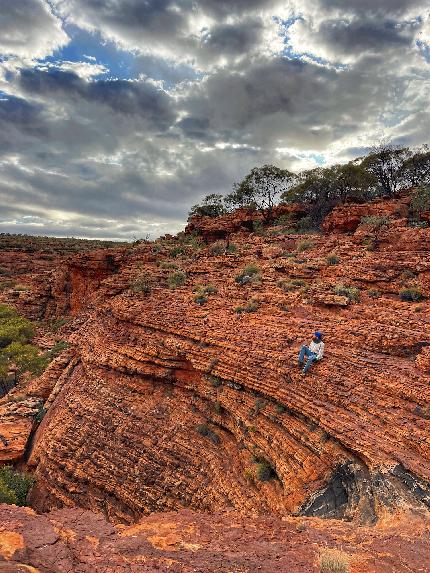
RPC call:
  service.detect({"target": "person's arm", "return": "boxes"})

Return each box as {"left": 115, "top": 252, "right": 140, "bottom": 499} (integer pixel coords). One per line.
{"left": 316, "top": 342, "right": 324, "bottom": 360}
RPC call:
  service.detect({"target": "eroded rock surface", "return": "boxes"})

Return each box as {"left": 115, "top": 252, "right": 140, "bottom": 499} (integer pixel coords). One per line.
{"left": 1, "top": 195, "right": 429, "bottom": 533}
{"left": 0, "top": 504, "right": 429, "bottom": 573}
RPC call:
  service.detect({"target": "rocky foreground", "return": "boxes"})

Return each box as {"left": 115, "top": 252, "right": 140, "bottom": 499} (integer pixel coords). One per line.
{"left": 0, "top": 193, "right": 430, "bottom": 570}
{"left": 0, "top": 504, "right": 429, "bottom": 572}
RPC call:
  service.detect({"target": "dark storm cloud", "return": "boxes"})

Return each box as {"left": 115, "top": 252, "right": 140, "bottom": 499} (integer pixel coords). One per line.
{"left": 201, "top": 19, "right": 265, "bottom": 56}
{"left": 316, "top": 18, "right": 418, "bottom": 54}
{"left": 316, "top": 0, "right": 427, "bottom": 16}
{"left": 19, "top": 69, "right": 176, "bottom": 129}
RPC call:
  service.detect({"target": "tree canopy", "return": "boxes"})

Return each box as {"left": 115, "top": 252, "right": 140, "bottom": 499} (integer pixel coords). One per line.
{"left": 187, "top": 144, "right": 430, "bottom": 226}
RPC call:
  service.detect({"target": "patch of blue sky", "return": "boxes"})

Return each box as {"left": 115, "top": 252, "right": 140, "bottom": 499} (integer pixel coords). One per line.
{"left": 40, "top": 24, "right": 135, "bottom": 80}
{"left": 276, "top": 16, "right": 348, "bottom": 70}
{"left": 416, "top": 40, "right": 430, "bottom": 63}
{"left": 38, "top": 24, "right": 200, "bottom": 89}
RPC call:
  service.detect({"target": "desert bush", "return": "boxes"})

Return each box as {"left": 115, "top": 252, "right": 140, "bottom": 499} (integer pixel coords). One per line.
{"left": 130, "top": 273, "right": 153, "bottom": 294}
{"left": 226, "top": 243, "right": 238, "bottom": 254}
{"left": 0, "top": 466, "right": 35, "bottom": 506}
{"left": 254, "top": 459, "right": 276, "bottom": 482}
{"left": 235, "top": 299, "right": 259, "bottom": 314}
{"left": 210, "top": 242, "right": 225, "bottom": 255}
{"left": 208, "top": 375, "right": 222, "bottom": 388}
{"left": 360, "top": 215, "right": 389, "bottom": 228}
{"left": 195, "top": 424, "right": 220, "bottom": 444}
{"left": 326, "top": 254, "right": 340, "bottom": 265}
{"left": 0, "top": 306, "right": 35, "bottom": 348}
{"left": 193, "top": 284, "right": 217, "bottom": 305}
{"left": 169, "top": 246, "right": 186, "bottom": 258}
{"left": 368, "top": 289, "right": 381, "bottom": 298}
{"left": 295, "top": 216, "right": 314, "bottom": 232}
{"left": 49, "top": 317, "right": 69, "bottom": 332}
{"left": 235, "top": 264, "right": 261, "bottom": 285}
{"left": 158, "top": 261, "right": 178, "bottom": 270}
{"left": 277, "top": 279, "right": 306, "bottom": 292}
{"left": 214, "top": 401, "right": 222, "bottom": 414}
{"left": 333, "top": 284, "right": 360, "bottom": 302}
{"left": 167, "top": 271, "right": 187, "bottom": 289}
{"left": 275, "top": 403, "right": 286, "bottom": 414}
{"left": 319, "top": 548, "right": 350, "bottom": 573}
{"left": 410, "top": 185, "right": 430, "bottom": 217}
{"left": 399, "top": 287, "right": 423, "bottom": 302}
{"left": 296, "top": 239, "right": 314, "bottom": 252}
{"left": 254, "top": 398, "right": 268, "bottom": 413}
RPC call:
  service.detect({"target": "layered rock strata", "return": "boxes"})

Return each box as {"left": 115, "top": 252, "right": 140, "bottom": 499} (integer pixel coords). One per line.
{"left": 0, "top": 194, "right": 429, "bottom": 530}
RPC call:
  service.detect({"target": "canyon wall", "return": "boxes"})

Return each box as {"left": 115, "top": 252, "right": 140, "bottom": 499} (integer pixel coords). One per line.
{"left": 1, "top": 196, "right": 430, "bottom": 530}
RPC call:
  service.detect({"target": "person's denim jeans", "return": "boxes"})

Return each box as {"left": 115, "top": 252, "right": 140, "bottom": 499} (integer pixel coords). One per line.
{"left": 298, "top": 345, "right": 318, "bottom": 373}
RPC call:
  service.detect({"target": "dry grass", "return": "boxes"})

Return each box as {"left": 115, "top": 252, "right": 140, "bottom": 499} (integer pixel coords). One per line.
{"left": 319, "top": 548, "right": 350, "bottom": 573}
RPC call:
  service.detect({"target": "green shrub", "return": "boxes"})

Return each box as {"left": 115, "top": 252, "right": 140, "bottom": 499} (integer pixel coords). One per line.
{"left": 254, "top": 398, "right": 268, "bottom": 413}
{"left": 360, "top": 215, "right": 390, "bottom": 228}
{"left": 49, "top": 317, "right": 68, "bottom": 332}
{"left": 368, "top": 289, "right": 381, "bottom": 298}
{"left": 169, "top": 246, "right": 186, "bottom": 258}
{"left": 214, "top": 401, "right": 222, "bottom": 414}
{"left": 158, "top": 261, "right": 178, "bottom": 270}
{"left": 0, "top": 481, "right": 18, "bottom": 504}
{"left": 0, "top": 466, "right": 35, "bottom": 506}
{"left": 208, "top": 375, "right": 222, "bottom": 388}
{"left": 296, "top": 216, "right": 314, "bottom": 232}
{"left": 255, "top": 460, "right": 275, "bottom": 482}
{"left": 410, "top": 185, "right": 430, "bottom": 217}
{"left": 275, "top": 403, "right": 286, "bottom": 414}
{"left": 319, "top": 548, "right": 350, "bottom": 573}
{"left": 1, "top": 342, "right": 49, "bottom": 376}
{"left": 0, "top": 306, "right": 35, "bottom": 347}
{"left": 235, "top": 264, "right": 261, "bottom": 286}
{"left": 235, "top": 299, "right": 259, "bottom": 314}
{"left": 193, "top": 284, "right": 217, "bottom": 305}
{"left": 34, "top": 402, "right": 46, "bottom": 423}
{"left": 277, "top": 279, "right": 306, "bottom": 292}
{"left": 195, "top": 423, "right": 220, "bottom": 444}
{"left": 210, "top": 242, "right": 225, "bottom": 255}
{"left": 296, "top": 239, "right": 314, "bottom": 252}
{"left": 333, "top": 284, "right": 360, "bottom": 302}
{"left": 46, "top": 341, "right": 71, "bottom": 359}
{"left": 326, "top": 254, "right": 340, "bottom": 265}
{"left": 167, "top": 271, "right": 187, "bottom": 289}
{"left": 130, "top": 273, "right": 153, "bottom": 294}
{"left": 399, "top": 287, "right": 423, "bottom": 302}
{"left": 226, "top": 243, "right": 238, "bottom": 254}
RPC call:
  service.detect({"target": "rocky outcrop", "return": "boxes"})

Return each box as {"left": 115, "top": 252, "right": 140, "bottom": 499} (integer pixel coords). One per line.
{"left": 7, "top": 195, "right": 425, "bottom": 529}
{"left": 0, "top": 504, "right": 429, "bottom": 572}
{"left": 0, "top": 195, "right": 429, "bottom": 537}
{"left": 186, "top": 204, "right": 305, "bottom": 242}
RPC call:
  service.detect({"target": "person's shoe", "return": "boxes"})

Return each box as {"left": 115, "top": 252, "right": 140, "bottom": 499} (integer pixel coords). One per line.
{"left": 301, "top": 370, "right": 307, "bottom": 376}
{"left": 298, "top": 362, "right": 303, "bottom": 369}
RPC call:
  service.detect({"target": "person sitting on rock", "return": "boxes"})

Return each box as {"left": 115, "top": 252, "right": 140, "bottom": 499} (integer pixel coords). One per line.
{"left": 298, "top": 332, "right": 324, "bottom": 374}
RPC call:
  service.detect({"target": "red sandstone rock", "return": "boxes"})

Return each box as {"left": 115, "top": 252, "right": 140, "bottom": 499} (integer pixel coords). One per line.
{"left": 186, "top": 204, "right": 305, "bottom": 242}
{"left": 0, "top": 504, "right": 429, "bottom": 572}
{"left": 0, "top": 194, "right": 429, "bottom": 551}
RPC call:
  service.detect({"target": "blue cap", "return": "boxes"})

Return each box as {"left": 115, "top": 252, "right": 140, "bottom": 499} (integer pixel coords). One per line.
{"left": 314, "top": 331, "right": 322, "bottom": 339}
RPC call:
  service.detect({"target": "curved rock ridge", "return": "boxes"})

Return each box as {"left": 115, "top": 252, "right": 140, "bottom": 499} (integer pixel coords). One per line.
{"left": 0, "top": 504, "right": 429, "bottom": 572}
{"left": 1, "top": 194, "right": 430, "bottom": 529}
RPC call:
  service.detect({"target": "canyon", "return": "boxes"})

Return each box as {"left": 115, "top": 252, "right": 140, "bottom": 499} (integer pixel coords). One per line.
{"left": 0, "top": 192, "right": 430, "bottom": 571}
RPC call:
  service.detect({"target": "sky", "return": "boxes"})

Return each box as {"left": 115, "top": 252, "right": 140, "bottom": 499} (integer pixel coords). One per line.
{"left": 0, "top": 0, "right": 429, "bottom": 240}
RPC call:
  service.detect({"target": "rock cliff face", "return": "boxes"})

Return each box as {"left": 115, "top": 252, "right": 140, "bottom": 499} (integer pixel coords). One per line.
{"left": 1, "top": 195, "right": 430, "bottom": 533}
